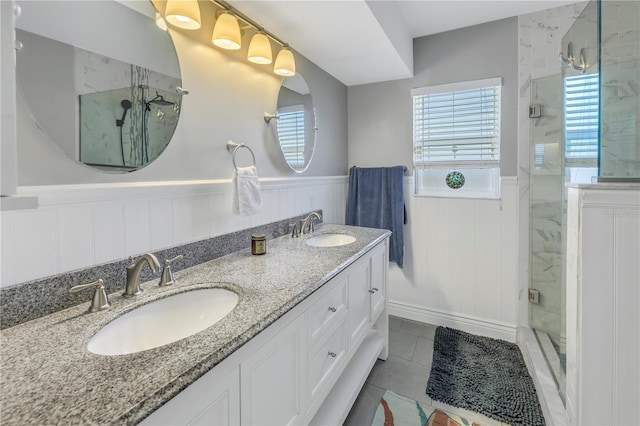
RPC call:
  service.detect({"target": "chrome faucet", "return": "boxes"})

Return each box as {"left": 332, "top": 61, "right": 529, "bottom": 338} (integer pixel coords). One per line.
{"left": 300, "top": 212, "right": 322, "bottom": 236}
{"left": 124, "top": 253, "right": 160, "bottom": 297}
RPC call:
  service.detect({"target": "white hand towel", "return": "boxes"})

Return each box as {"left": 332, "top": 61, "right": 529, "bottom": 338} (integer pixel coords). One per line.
{"left": 232, "top": 165, "right": 263, "bottom": 215}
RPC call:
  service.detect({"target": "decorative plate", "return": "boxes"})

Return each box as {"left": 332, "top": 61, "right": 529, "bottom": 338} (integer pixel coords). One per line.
{"left": 445, "top": 171, "right": 465, "bottom": 189}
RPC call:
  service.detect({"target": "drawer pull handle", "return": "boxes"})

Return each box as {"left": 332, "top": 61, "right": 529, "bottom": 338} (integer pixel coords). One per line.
{"left": 328, "top": 307, "right": 337, "bottom": 312}
{"left": 328, "top": 351, "right": 337, "bottom": 358}
{"left": 368, "top": 287, "right": 379, "bottom": 294}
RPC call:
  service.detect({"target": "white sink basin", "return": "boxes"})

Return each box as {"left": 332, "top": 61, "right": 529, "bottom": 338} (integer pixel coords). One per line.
{"left": 88, "top": 288, "right": 238, "bottom": 356}
{"left": 305, "top": 233, "right": 356, "bottom": 247}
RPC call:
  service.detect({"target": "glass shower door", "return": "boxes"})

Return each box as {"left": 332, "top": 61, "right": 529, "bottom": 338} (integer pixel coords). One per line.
{"left": 529, "top": 74, "right": 566, "bottom": 401}
{"left": 528, "top": 0, "right": 599, "bottom": 404}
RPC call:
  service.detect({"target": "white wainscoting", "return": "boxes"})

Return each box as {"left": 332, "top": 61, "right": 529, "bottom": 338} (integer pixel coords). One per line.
{"left": 565, "top": 185, "right": 640, "bottom": 426}
{"left": 389, "top": 177, "right": 519, "bottom": 342}
{"left": 0, "top": 177, "right": 348, "bottom": 287}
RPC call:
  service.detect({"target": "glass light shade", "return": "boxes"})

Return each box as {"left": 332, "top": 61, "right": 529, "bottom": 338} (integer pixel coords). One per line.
{"left": 155, "top": 12, "right": 168, "bottom": 31}
{"left": 165, "top": 0, "right": 201, "bottom": 30}
{"left": 248, "top": 32, "right": 272, "bottom": 64}
{"left": 274, "top": 47, "right": 296, "bottom": 76}
{"left": 212, "top": 12, "right": 241, "bottom": 50}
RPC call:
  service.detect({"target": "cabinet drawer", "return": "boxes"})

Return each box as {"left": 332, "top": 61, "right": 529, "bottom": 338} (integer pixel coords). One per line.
{"left": 307, "top": 320, "right": 347, "bottom": 402}
{"left": 307, "top": 277, "right": 347, "bottom": 347}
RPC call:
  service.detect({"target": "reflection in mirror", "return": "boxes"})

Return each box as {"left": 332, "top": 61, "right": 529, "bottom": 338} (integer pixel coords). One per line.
{"left": 15, "top": 0, "right": 182, "bottom": 173}
{"left": 275, "top": 74, "right": 316, "bottom": 173}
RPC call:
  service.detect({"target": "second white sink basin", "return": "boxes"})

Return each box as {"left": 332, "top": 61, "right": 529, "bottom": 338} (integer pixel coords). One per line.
{"left": 88, "top": 288, "right": 238, "bottom": 356}
{"left": 305, "top": 233, "right": 356, "bottom": 247}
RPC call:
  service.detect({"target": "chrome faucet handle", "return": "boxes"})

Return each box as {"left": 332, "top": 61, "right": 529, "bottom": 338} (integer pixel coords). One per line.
{"left": 159, "top": 255, "right": 183, "bottom": 287}
{"left": 69, "top": 279, "right": 111, "bottom": 313}
{"left": 290, "top": 223, "right": 299, "bottom": 238}
{"left": 309, "top": 220, "right": 316, "bottom": 234}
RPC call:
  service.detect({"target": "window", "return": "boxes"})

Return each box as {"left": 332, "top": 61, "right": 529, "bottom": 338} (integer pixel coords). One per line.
{"left": 276, "top": 105, "right": 305, "bottom": 168}
{"left": 564, "top": 74, "right": 599, "bottom": 164}
{"left": 412, "top": 77, "right": 502, "bottom": 198}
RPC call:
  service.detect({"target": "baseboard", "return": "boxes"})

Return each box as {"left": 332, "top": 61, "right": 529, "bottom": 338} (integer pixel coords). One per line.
{"left": 388, "top": 300, "right": 517, "bottom": 342}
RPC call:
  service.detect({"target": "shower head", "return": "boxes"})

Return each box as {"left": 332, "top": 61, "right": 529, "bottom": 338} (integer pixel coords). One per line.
{"left": 116, "top": 99, "right": 132, "bottom": 127}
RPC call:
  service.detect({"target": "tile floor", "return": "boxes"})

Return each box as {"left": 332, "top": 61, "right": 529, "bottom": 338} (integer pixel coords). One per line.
{"left": 344, "top": 316, "right": 512, "bottom": 426}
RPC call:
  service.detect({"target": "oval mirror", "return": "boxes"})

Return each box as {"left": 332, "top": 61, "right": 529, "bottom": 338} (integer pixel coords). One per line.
{"left": 15, "top": 0, "right": 182, "bottom": 173}
{"left": 274, "top": 74, "right": 316, "bottom": 173}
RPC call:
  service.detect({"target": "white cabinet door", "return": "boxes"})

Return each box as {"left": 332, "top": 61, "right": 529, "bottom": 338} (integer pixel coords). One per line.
{"left": 369, "top": 243, "right": 387, "bottom": 323}
{"left": 241, "top": 314, "right": 306, "bottom": 426}
{"left": 347, "top": 258, "right": 370, "bottom": 349}
{"left": 140, "top": 364, "right": 240, "bottom": 426}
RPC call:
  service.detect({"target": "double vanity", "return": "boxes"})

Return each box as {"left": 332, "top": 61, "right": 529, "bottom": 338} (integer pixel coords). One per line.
{"left": 0, "top": 223, "right": 390, "bottom": 425}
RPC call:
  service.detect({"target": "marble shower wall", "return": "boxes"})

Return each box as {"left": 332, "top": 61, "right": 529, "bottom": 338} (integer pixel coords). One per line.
{"left": 517, "top": 2, "right": 588, "bottom": 335}
{"left": 600, "top": 1, "right": 640, "bottom": 178}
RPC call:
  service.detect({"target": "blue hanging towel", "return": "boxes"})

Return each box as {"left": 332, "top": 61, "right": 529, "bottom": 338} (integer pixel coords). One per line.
{"left": 346, "top": 166, "right": 405, "bottom": 267}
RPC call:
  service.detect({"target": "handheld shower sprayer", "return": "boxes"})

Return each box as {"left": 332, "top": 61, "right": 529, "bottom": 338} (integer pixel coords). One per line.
{"left": 116, "top": 99, "right": 132, "bottom": 127}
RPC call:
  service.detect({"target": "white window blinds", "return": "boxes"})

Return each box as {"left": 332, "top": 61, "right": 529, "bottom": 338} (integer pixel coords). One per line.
{"left": 412, "top": 78, "right": 502, "bottom": 168}
{"left": 564, "top": 74, "right": 599, "bottom": 161}
{"left": 276, "top": 105, "right": 305, "bottom": 168}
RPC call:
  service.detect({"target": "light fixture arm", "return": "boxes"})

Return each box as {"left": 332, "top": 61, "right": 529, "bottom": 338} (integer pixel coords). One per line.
{"left": 210, "top": 0, "right": 287, "bottom": 48}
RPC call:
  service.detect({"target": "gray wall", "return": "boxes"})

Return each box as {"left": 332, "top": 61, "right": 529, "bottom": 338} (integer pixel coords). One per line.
{"left": 16, "top": 30, "right": 76, "bottom": 161}
{"left": 348, "top": 17, "right": 518, "bottom": 176}
{"left": 16, "top": 2, "right": 347, "bottom": 185}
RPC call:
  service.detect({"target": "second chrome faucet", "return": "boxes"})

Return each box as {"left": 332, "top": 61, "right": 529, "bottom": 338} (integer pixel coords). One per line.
{"left": 292, "top": 212, "right": 322, "bottom": 238}
{"left": 124, "top": 254, "right": 161, "bottom": 297}
{"left": 300, "top": 212, "right": 322, "bottom": 235}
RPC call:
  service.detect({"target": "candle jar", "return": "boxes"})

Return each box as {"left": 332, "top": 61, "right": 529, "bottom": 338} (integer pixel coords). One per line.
{"left": 251, "top": 234, "right": 266, "bottom": 255}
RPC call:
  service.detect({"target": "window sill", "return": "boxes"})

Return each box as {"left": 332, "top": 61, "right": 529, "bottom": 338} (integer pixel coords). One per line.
{"left": 413, "top": 193, "right": 501, "bottom": 201}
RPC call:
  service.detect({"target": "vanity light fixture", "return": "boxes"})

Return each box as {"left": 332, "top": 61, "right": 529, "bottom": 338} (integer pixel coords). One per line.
{"left": 212, "top": 11, "right": 242, "bottom": 50}
{"left": 210, "top": 0, "right": 296, "bottom": 76}
{"left": 160, "top": 0, "right": 296, "bottom": 76}
{"left": 274, "top": 46, "right": 296, "bottom": 76}
{"left": 165, "top": 0, "right": 202, "bottom": 30}
{"left": 248, "top": 31, "right": 273, "bottom": 65}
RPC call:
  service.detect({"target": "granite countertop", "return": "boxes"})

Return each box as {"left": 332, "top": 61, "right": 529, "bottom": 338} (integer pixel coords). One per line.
{"left": 0, "top": 224, "right": 390, "bottom": 425}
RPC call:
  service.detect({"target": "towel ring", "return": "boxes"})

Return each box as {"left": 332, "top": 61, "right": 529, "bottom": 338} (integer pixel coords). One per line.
{"left": 226, "top": 140, "right": 256, "bottom": 169}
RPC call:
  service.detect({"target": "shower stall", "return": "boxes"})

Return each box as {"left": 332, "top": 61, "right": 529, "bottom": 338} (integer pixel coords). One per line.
{"left": 529, "top": 0, "right": 640, "bottom": 405}
{"left": 79, "top": 84, "right": 180, "bottom": 170}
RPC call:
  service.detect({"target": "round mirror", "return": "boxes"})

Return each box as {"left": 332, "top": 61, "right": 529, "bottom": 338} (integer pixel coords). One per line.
{"left": 15, "top": 0, "right": 182, "bottom": 173}
{"left": 274, "top": 73, "right": 316, "bottom": 173}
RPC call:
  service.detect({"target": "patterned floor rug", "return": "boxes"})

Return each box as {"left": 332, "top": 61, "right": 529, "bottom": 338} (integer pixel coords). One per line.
{"left": 372, "top": 390, "right": 483, "bottom": 426}
{"left": 426, "top": 327, "right": 546, "bottom": 426}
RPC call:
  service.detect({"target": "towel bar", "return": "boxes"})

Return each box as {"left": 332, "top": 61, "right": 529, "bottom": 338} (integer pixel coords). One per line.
{"left": 226, "top": 140, "right": 256, "bottom": 169}
{"left": 350, "top": 165, "right": 409, "bottom": 175}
